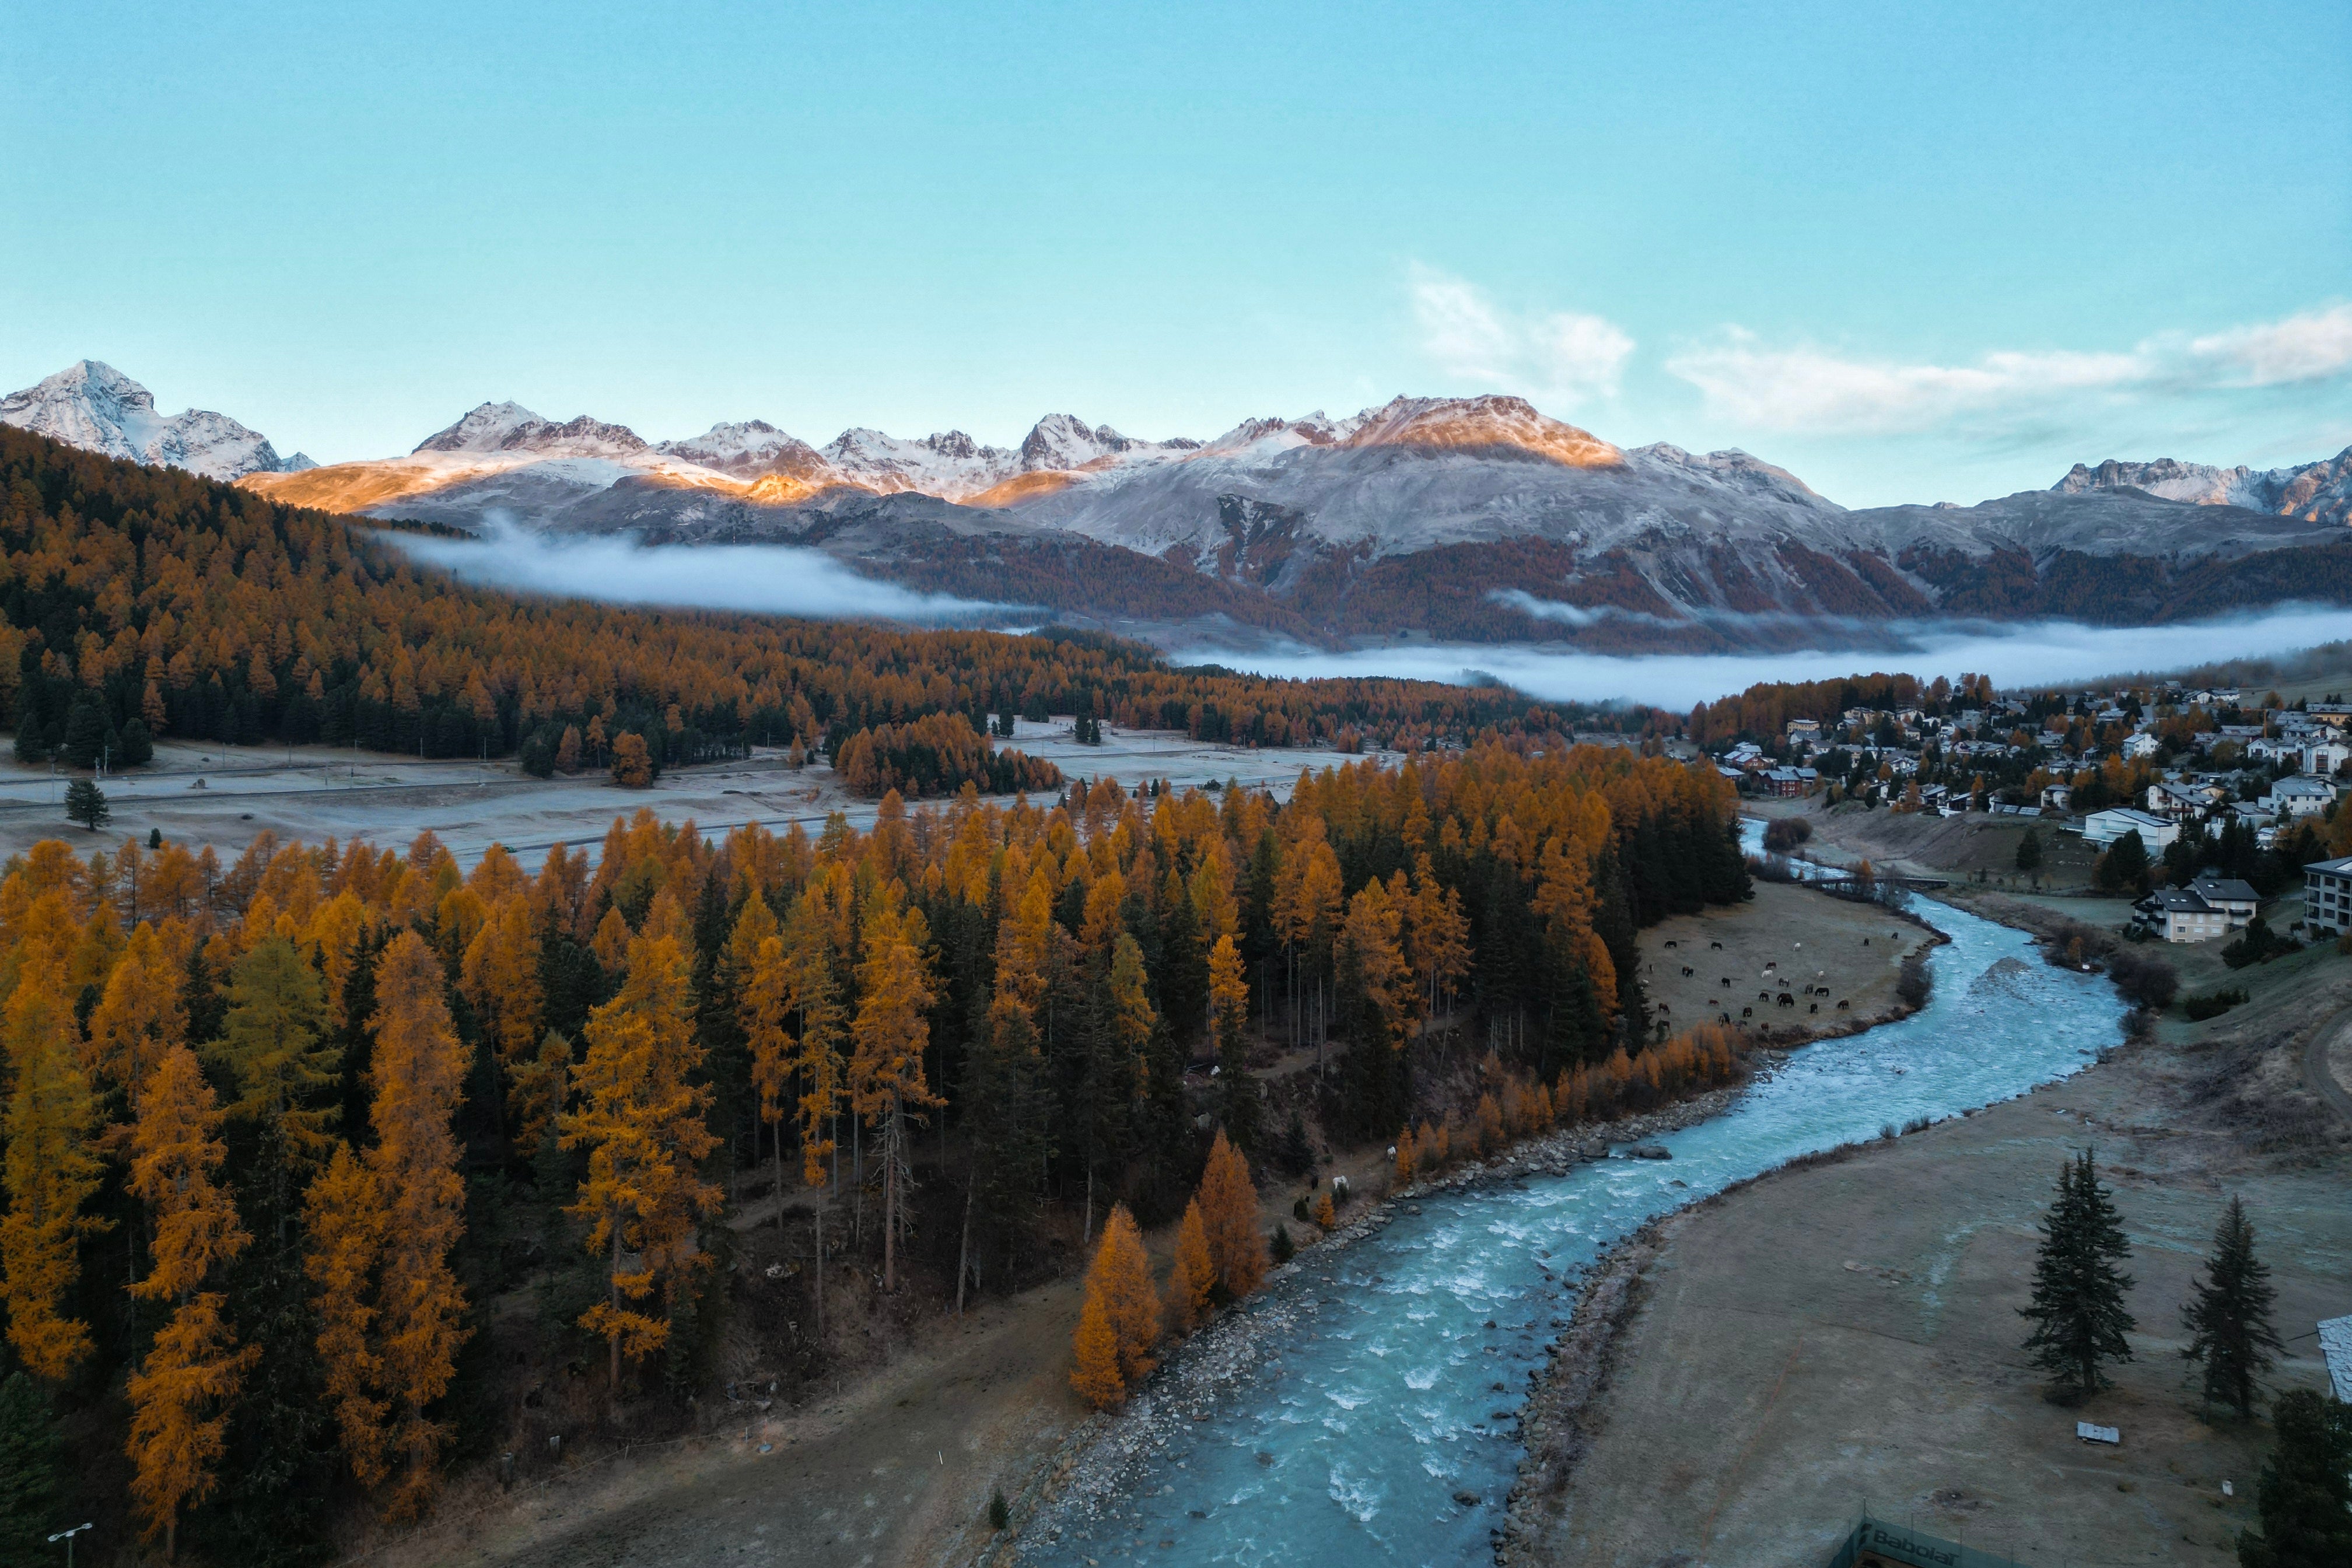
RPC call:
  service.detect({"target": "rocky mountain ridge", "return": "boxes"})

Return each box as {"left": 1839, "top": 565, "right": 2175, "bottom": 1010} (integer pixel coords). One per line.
{"left": 2054, "top": 451, "right": 2352, "bottom": 525}
{"left": 9, "top": 361, "right": 2350, "bottom": 648}
{"left": 0, "top": 361, "right": 313, "bottom": 481}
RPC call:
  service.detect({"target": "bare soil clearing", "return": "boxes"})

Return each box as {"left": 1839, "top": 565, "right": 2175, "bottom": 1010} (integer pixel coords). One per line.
{"left": 372, "top": 1279, "right": 1088, "bottom": 1568}
{"left": 1507, "top": 908, "right": 2352, "bottom": 1568}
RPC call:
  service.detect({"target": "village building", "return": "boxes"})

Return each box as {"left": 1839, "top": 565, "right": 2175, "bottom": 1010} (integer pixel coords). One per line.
{"left": 2264, "top": 775, "right": 2339, "bottom": 818}
{"left": 2132, "top": 887, "right": 2233, "bottom": 943}
{"left": 2082, "top": 806, "right": 2178, "bottom": 850}
{"left": 2306, "top": 855, "right": 2352, "bottom": 937}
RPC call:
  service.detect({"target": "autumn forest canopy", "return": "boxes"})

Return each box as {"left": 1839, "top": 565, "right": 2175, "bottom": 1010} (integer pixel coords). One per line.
{"left": 0, "top": 724, "right": 1748, "bottom": 1559}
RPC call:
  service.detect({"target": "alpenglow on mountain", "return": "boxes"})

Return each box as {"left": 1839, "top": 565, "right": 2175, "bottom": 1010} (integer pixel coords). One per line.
{"left": 9, "top": 360, "right": 2350, "bottom": 649}
{"left": 0, "top": 362, "right": 314, "bottom": 481}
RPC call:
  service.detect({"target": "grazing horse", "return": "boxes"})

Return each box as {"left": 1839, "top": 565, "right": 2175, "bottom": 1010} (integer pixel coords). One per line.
{"left": 1776, "top": 992, "right": 1794, "bottom": 1007}
{"left": 1664, "top": 939, "right": 1678, "bottom": 949}
{"left": 1740, "top": 1006, "right": 1754, "bottom": 1019}
{"left": 1709, "top": 940, "right": 1723, "bottom": 950}
{"left": 1809, "top": 1002, "right": 1819, "bottom": 1013}
{"left": 1836, "top": 999, "right": 1850, "bottom": 1010}
{"left": 1681, "top": 965, "right": 1695, "bottom": 977}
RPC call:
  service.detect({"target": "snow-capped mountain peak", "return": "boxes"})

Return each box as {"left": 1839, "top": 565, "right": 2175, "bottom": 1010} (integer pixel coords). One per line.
{"left": 412, "top": 402, "right": 650, "bottom": 460}
{"left": 819, "top": 426, "right": 1018, "bottom": 498}
{"left": 1, "top": 360, "right": 304, "bottom": 481}
{"left": 654, "top": 420, "right": 834, "bottom": 481}
{"left": 2053, "top": 450, "right": 2352, "bottom": 527}
{"left": 1016, "top": 412, "right": 1198, "bottom": 472}
{"left": 1339, "top": 394, "right": 1623, "bottom": 467}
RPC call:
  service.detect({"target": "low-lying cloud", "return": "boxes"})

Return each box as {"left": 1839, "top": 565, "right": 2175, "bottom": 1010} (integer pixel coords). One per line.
{"left": 1668, "top": 303, "right": 2352, "bottom": 436}
{"left": 384, "top": 519, "right": 1013, "bottom": 624}
{"left": 1171, "top": 605, "right": 2352, "bottom": 710}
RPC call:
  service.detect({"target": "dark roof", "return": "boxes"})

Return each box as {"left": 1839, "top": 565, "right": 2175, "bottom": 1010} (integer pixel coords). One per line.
{"left": 2189, "top": 878, "right": 2259, "bottom": 903}
{"left": 2138, "top": 890, "right": 2213, "bottom": 914}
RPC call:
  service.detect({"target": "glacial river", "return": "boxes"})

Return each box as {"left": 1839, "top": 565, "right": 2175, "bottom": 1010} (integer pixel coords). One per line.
{"left": 1027, "top": 826, "right": 2124, "bottom": 1567}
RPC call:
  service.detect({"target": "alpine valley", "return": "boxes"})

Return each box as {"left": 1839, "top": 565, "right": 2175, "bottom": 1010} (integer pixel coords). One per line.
{"left": 11, "top": 361, "right": 2352, "bottom": 652}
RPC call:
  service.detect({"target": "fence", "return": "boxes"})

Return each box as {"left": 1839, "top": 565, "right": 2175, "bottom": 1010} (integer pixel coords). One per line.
{"left": 1825, "top": 1514, "right": 2032, "bottom": 1568}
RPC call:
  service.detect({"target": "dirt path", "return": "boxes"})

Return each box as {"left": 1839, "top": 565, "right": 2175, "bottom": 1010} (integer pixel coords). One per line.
{"left": 2304, "top": 1004, "right": 2352, "bottom": 1122}
{"left": 382, "top": 1280, "right": 1087, "bottom": 1568}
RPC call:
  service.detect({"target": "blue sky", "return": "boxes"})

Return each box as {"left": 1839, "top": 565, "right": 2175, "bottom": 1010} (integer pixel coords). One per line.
{"left": 5, "top": 0, "right": 2346, "bottom": 505}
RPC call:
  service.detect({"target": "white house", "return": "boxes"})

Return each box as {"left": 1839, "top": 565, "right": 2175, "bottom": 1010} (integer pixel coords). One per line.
{"left": 2264, "top": 776, "right": 2339, "bottom": 818}
{"left": 2133, "top": 888, "right": 2232, "bottom": 943}
{"left": 2306, "top": 854, "right": 2352, "bottom": 937}
{"left": 2303, "top": 740, "right": 2350, "bottom": 776}
{"left": 2186, "top": 877, "right": 2260, "bottom": 927}
{"left": 2084, "top": 806, "right": 2179, "bottom": 851}
{"left": 2121, "top": 732, "right": 2161, "bottom": 760}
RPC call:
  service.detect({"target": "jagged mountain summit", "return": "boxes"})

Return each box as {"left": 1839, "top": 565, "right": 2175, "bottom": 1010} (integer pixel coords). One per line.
{"left": 0, "top": 361, "right": 313, "bottom": 481}
{"left": 17, "top": 358, "right": 2349, "bottom": 648}
{"left": 230, "top": 385, "right": 2350, "bottom": 646}
{"left": 2054, "top": 450, "right": 2352, "bottom": 527}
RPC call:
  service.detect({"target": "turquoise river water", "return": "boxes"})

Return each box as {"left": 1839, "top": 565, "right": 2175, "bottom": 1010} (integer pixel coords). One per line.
{"left": 1027, "top": 826, "right": 2126, "bottom": 1567}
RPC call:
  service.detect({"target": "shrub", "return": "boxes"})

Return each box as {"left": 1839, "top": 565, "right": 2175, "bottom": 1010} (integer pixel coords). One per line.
{"left": 1895, "top": 954, "right": 1933, "bottom": 1009}
{"left": 2106, "top": 949, "right": 2178, "bottom": 1011}
{"left": 2181, "top": 988, "right": 2248, "bottom": 1021}
{"left": 1762, "top": 817, "right": 1812, "bottom": 855}
{"left": 2221, "top": 917, "right": 2300, "bottom": 970}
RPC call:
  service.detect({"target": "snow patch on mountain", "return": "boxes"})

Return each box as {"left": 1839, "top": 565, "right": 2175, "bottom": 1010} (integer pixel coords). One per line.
{"left": 656, "top": 420, "right": 834, "bottom": 481}
{"left": 414, "top": 403, "right": 650, "bottom": 460}
{"left": 1, "top": 360, "right": 307, "bottom": 481}
{"left": 820, "top": 427, "right": 1019, "bottom": 499}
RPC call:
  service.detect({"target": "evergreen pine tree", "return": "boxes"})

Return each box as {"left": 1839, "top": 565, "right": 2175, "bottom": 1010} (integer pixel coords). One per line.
{"left": 63, "top": 778, "right": 108, "bottom": 832}
{"left": 2017, "top": 1149, "right": 2137, "bottom": 1401}
{"left": 2236, "top": 1389, "right": 2352, "bottom": 1568}
{"left": 0, "top": 1374, "right": 62, "bottom": 1564}
{"left": 2015, "top": 829, "right": 2042, "bottom": 873}
{"left": 1208, "top": 935, "right": 1259, "bottom": 1150}
{"left": 2179, "top": 1196, "right": 2282, "bottom": 1418}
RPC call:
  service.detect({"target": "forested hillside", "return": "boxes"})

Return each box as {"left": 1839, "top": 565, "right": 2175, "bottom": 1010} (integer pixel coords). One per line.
{"left": 0, "top": 428, "right": 1589, "bottom": 778}
{"left": 0, "top": 740, "right": 1744, "bottom": 1560}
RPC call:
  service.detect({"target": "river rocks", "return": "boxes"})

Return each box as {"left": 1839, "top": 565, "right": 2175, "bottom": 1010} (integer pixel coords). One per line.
{"left": 1628, "top": 1144, "right": 1672, "bottom": 1160}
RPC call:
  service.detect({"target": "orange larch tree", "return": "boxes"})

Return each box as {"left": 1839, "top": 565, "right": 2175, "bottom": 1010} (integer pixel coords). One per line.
{"left": 1068, "top": 1202, "right": 1158, "bottom": 1409}
{"left": 559, "top": 931, "right": 722, "bottom": 1403}
{"left": 1194, "top": 1131, "right": 1266, "bottom": 1303}
{"left": 2, "top": 945, "right": 108, "bottom": 1378}
{"left": 124, "top": 1044, "right": 256, "bottom": 1556}
{"left": 849, "top": 895, "right": 943, "bottom": 1293}
{"left": 1165, "top": 1198, "right": 1216, "bottom": 1336}
{"left": 460, "top": 893, "right": 544, "bottom": 1150}
{"left": 310, "top": 931, "right": 474, "bottom": 1517}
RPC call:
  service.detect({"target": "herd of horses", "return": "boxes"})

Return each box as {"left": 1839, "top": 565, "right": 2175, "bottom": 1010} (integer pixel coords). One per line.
{"left": 1653, "top": 935, "right": 1856, "bottom": 1026}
